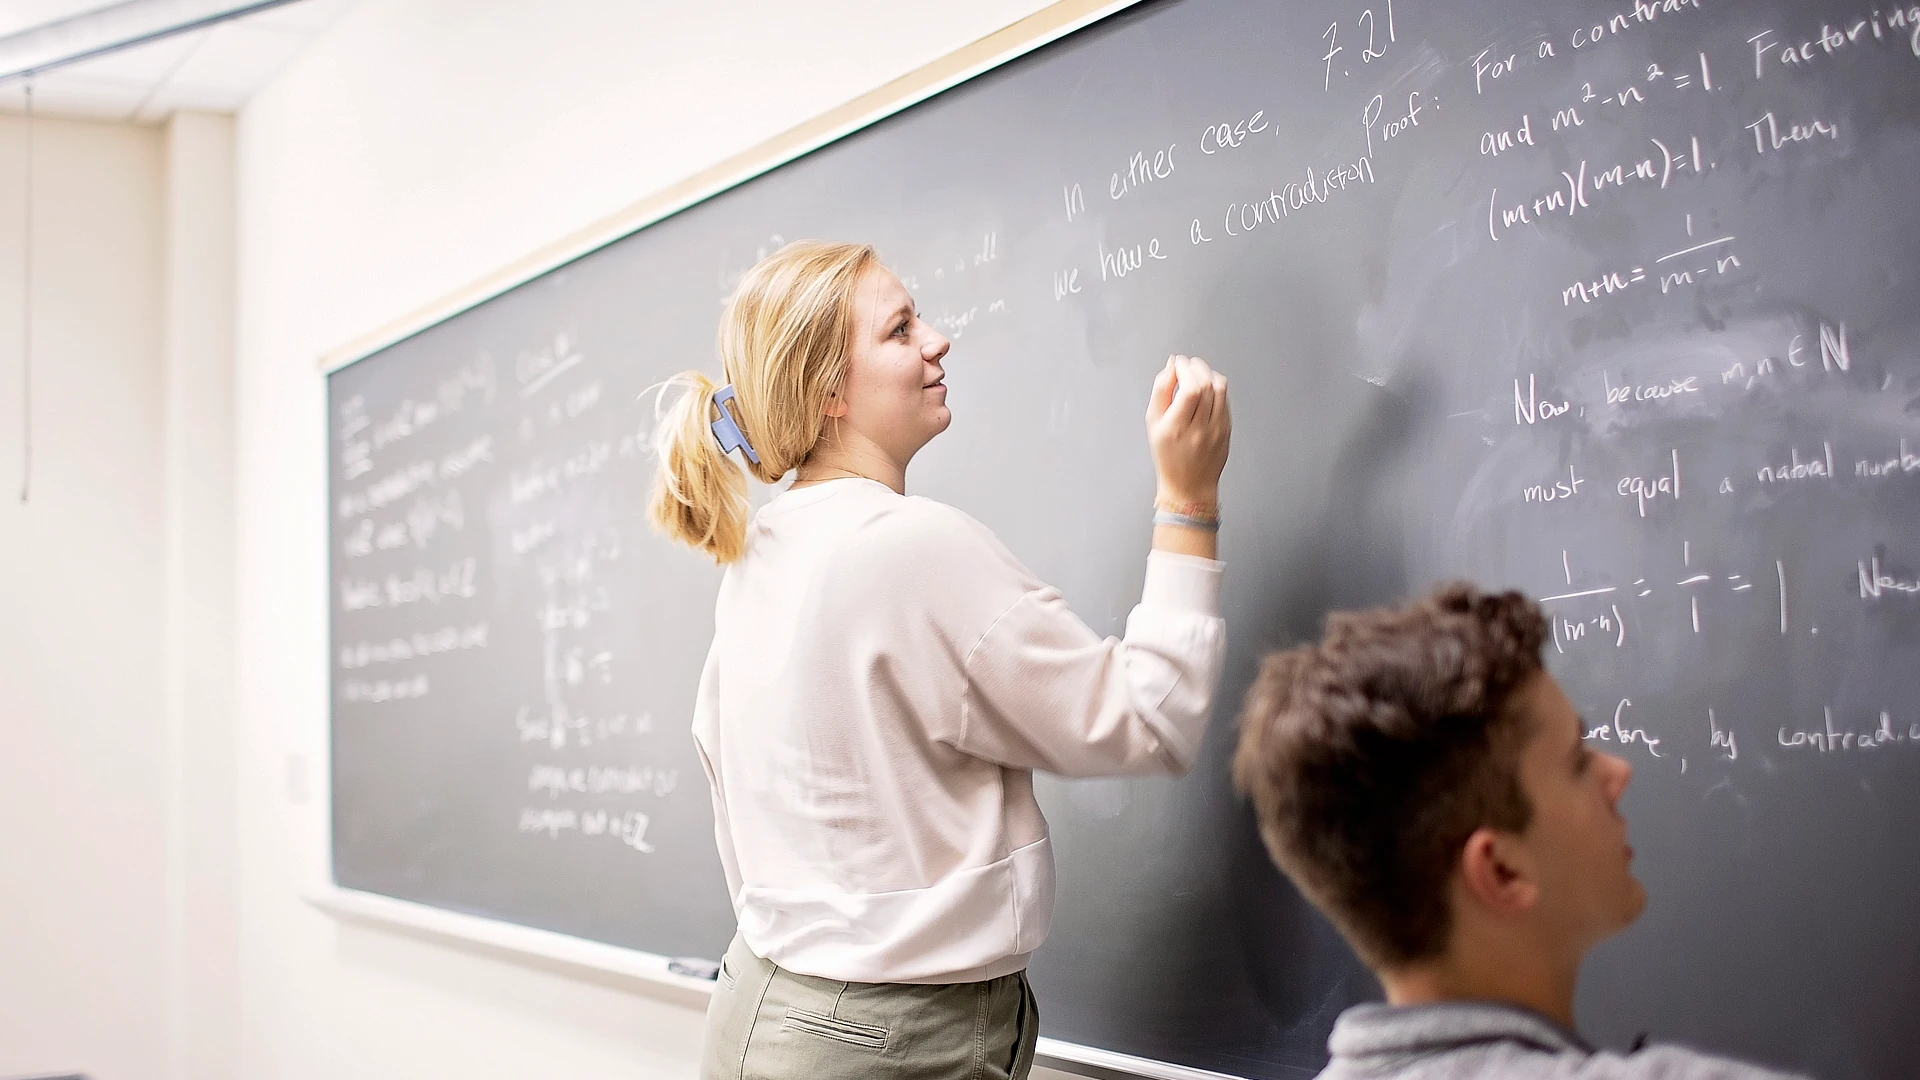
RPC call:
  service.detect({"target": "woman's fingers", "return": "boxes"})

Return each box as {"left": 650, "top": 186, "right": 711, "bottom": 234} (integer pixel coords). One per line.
{"left": 1148, "top": 354, "right": 1231, "bottom": 500}
{"left": 1154, "top": 354, "right": 1230, "bottom": 441}
{"left": 1168, "top": 357, "right": 1206, "bottom": 426}
{"left": 1183, "top": 356, "right": 1217, "bottom": 428}
{"left": 1146, "top": 356, "right": 1178, "bottom": 422}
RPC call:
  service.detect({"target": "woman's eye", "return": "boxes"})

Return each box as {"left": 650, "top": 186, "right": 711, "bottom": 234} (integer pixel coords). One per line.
{"left": 892, "top": 322, "right": 910, "bottom": 339}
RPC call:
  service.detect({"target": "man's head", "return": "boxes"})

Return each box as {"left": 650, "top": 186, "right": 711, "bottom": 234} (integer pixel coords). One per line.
{"left": 1233, "top": 583, "right": 1643, "bottom": 982}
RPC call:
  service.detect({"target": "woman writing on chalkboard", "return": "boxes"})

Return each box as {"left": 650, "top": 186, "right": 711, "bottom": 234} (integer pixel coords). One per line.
{"left": 649, "top": 240, "right": 1231, "bottom": 1080}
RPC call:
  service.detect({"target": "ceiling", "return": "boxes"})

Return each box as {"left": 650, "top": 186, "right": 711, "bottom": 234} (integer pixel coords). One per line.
{"left": 0, "top": 0, "right": 352, "bottom": 123}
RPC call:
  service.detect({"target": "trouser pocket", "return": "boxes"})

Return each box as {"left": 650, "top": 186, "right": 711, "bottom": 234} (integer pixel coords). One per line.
{"left": 780, "top": 1006, "right": 888, "bottom": 1050}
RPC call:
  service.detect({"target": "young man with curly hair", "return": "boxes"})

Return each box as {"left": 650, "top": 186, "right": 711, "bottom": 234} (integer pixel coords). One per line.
{"left": 1234, "top": 583, "right": 1806, "bottom": 1080}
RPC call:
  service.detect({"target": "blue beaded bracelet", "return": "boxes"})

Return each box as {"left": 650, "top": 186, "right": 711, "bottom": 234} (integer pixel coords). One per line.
{"left": 1152, "top": 510, "right": 1220, "bottom": 533}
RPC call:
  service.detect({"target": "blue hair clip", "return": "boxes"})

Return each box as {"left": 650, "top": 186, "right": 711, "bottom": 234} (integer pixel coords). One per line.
{"left": 709, "top": 384, "right": 761, "bottom": 465}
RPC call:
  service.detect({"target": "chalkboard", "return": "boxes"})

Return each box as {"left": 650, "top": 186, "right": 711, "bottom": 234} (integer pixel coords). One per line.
{"left": 327, "top": 1, "right": 1920, "bottom": 1076}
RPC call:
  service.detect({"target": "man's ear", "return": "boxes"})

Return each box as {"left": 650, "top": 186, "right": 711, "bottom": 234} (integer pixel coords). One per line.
{"left": 1457, "top": 827, "right": 1539, "bottom": 916}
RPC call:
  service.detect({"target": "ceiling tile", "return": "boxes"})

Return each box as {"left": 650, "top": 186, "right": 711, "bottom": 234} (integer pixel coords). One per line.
{"left": 0, "top": 1, "right": 119, "bottom": 40}
{"left": 132, "top": 78, "right": 248, "bottom": 122}
{"left": 164, "top": 18, "right": 307, "bottom": 93}
{"left": 238, "top": 0, "right": 351, "bottom": 34}
{"left": 53, "top": 26, "right": 206, "bottom": 83}
{"left": 0, "top": 0, "right": 348, "bottom": 122}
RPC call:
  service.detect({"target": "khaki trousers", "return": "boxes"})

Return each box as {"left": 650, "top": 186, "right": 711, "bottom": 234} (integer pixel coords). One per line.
{"left": 702, "top": 933, "right": 1040, "bottom": 1080}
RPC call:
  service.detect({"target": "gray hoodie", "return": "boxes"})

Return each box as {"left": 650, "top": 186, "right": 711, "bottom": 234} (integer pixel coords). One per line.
{"left": 1317, "top": 1002, "right": 1810, "bottom": 1080}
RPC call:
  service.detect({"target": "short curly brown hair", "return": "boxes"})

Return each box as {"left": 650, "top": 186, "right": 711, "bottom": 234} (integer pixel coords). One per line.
{"left": 1233, "top": 582, "right": 1550, "bottom": 970}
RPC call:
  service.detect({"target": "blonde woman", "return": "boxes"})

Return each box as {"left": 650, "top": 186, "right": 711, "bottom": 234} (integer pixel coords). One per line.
{"left": 651, "top": 240, "right": 1232, "bottom": 1080}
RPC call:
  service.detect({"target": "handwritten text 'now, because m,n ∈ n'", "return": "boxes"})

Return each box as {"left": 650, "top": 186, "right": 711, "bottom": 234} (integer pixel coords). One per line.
{"left": 1511, "top": 371, "right": 1702, "bottom": 429}
{"left": 1720, "top": 324, "right": 1852, "bottom": 393}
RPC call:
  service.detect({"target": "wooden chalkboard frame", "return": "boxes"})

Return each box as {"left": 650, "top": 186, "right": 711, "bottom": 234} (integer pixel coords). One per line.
{"left": 306, "top": 2, "right": 1254, "bottom": 1077}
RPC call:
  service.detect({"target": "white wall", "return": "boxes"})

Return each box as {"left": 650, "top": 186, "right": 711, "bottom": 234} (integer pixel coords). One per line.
{"left": 233, "top": 3, "right": 1068, "bottom": 1079}
{"left": 162, "top": 110, "right": 240, "bottom": 1080}
{"left": 0, "top": 111, "right": 167, "bottom": 1080}
{"left": 0, "top": 110, "right": 237, "bottom": 1080}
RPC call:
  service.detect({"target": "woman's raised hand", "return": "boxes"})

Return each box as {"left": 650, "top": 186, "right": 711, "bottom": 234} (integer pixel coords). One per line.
{"left": 1145, "top": 354, "right": 1231, "bottom": 507}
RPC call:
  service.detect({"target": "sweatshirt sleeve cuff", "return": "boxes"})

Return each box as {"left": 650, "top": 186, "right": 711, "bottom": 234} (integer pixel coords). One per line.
{"left": 1141, "top": 551, "right": 1224, "bottom": 616}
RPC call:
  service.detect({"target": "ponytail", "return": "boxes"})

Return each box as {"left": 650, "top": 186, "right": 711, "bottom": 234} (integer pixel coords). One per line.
{"left": 648, "top": 372, "right": 751, "bottom": 563}
{"left": 645, "top": 239, "right": 878, "bottom": 565}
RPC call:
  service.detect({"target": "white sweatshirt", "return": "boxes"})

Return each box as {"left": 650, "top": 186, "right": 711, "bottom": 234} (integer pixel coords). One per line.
{"left": 691, "top": 478, "right": 1226, "bottom": 985}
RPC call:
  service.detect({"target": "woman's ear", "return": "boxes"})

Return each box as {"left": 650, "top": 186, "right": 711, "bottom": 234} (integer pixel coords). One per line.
{"left": 823, "top": 390, "right": 849, "bottom": 419}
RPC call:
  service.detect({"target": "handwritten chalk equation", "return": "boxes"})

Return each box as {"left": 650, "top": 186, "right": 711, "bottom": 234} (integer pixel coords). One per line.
{"left": 1481, "top": 52, "right": 1716, "bottom": 160}
{"left": 529, "top": 763, "right": 680, "bottom": 800}
{"left": 1488, "top": 133, "right": 1712, "bottom": 242}
{"left": 339, "top": 622, "right": 490, "bottom": 670}
{"left": 518, "top": 807, "right": 657, "bottom": 853}
{"left": 339, "top": 558, "right": 479, "bottom": 613}
{"left": 1539, "top": 543, "right": 1779, "bottom": 643}
{"left": 516, "top": 706, "right": 653, "bottom": 751}
{"left": 1563, "top": 232, "right": 1745, "bottom": 308}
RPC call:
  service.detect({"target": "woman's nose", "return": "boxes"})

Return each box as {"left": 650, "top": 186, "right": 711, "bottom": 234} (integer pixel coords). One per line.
{"left": 923, "top": 332, "right": 950, "bottom": 363}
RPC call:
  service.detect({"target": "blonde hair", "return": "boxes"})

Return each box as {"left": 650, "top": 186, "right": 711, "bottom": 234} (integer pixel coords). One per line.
{"left": 648, "top": 240, "right": 878, "bottom": 563}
